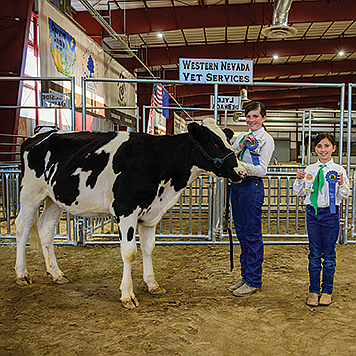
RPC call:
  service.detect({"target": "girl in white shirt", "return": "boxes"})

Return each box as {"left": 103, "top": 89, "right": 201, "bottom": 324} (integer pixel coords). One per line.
{"left": 229, "top": 101, "right": 275, "bottom": 297}
{"left": 294, "top": 133, "right": 350, "bottom": 307}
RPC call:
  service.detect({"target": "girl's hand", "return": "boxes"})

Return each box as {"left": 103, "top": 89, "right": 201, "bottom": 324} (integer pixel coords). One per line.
{"left": 239, "top": 134, "right": 255, "bottom": 150}
{"left": 337, "top": 172, "right": 344, "bottom": 185}
{"left": 296, "top": 170, "right": 305, "bottom": 179}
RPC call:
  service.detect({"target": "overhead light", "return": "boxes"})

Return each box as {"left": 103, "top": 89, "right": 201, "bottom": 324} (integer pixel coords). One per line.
{"left": 239, "top": 88, "right": 251, "bottom": 103}
{"left": 338, "top": 50, "right": 345, "bottom": 56}
{"left": 273, "top": 55, "right": 279, "bottom": 60}
{"left": 261, "top": 25, "right": 298, "bottom": 39}
{"left": 157, "top": 32, "right": 163, "bottom": 38}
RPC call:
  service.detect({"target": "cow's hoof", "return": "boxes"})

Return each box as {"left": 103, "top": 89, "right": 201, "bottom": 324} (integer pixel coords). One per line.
{"left": 16, "top": 276, "right": 32, "bottom": 286}
{"left": 53, "top": 275, "right": 71, "bottom": 284}
{"left": 121, "top": 297, "right": 140, "bottom": 309}
{"left": 148, "top": 286, "right": 166, "bottom": 295}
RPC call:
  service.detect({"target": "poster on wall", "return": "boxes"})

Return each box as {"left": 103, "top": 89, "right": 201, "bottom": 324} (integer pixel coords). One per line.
{"left": 38, "top": 0, "right": 136, "bottom": 127}
{"left": 173, "top": 112, "right": 187, "bottom": 134}
{"left": 48, "top": 18, "right": 76, "bottom": 77}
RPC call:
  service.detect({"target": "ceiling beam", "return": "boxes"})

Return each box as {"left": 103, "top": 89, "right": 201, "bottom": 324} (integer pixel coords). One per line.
{"left": 255, "top": 60, "right": 356, "bottom": 78}
{"left": 131, "top": 37, "right": 356, "bottom": 68}
{"left": 73, "top": 0, "right": 356, "bottom": 35}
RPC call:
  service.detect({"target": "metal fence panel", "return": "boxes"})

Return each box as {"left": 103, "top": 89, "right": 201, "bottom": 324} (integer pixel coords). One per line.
{"left": 0, "top": 168, "right": 77, "bottom": 245}
{"left": 1, "top": 167, "right": 354, "bottom": 246}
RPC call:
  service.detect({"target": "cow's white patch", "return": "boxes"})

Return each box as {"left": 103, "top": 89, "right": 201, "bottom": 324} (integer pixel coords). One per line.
{"left": 44, "top": 151, "right": 59, "bottom": 186}
{"left": 95, "top": 132, "right": 130, "bottom": 155}
{"left": 33, "top": 131, "right": 56, "bottom": 146}
{"left": 201, "top": 118, "right": 231, "bottom": 149}
{"left": 138, "top": 167, "right": 203, "bottom": 227}
{"left": 67, "top": 164, "right": 116, "bottom": 217}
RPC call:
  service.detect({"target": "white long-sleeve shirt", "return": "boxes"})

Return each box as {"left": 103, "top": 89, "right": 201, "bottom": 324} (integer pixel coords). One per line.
{"left": 231, "top": 127, "right": 275, "bottom": 177}
{"left": 293, "top": 158, "right": 350, "bottom": 207}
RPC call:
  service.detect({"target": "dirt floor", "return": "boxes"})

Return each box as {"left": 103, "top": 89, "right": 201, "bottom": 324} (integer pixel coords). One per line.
{"left": 1, "top": 242, "right": 356, "bottom": 356}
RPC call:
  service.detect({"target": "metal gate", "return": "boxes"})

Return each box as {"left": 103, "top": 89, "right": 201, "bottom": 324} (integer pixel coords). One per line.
{"left": 1, "top": 166, "right": 354, "bottom": 245}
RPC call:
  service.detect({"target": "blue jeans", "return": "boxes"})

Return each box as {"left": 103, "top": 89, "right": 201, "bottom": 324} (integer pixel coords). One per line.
{"left": 306, "top": 205, "right": 340, "bottom": 294}
{"left": 230, "top": 178, "right": 264, "bottom": 288}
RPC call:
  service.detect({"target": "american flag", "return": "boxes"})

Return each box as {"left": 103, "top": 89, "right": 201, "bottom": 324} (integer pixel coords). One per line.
{"left": 151, "top": 83, "right": 169, "bottom": 118}
{"left": 153, "top": 83, "right": 163, "bottom": 114}
{"left": 147, "top": 83, "right": 169, "bottom": 134}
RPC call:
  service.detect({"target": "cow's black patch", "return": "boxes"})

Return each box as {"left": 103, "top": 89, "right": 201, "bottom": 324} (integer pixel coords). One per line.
{"left": 127, "top": 226, "right": 135, "bottom": 242}
{"left": 112, "top": 133, "right": 193, "bottom": 218}
{"left": 22, "top": 131, "right": 117, "bottom": 206}
{"left": 158, "top": 186, "right": 164, "bottom": 197}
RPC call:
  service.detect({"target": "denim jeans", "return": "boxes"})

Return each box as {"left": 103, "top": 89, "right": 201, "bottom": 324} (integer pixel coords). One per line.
{"left": 306, "top": 205, "right": 340, "bottom": 294}
{"left": 230, "top": 177, "right": 264, "bottom": 288}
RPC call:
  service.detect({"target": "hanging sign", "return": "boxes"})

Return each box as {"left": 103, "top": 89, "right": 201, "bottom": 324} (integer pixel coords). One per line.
{"left": 105, "top": 108, "right": 137, "bottom": 129}
{"left": 210, "top": 96, "right": 241, "bottom": 111}
{"left": 41, "top": 93, "right": 71, "bottom": 108}
{"left": 179, "top": 58, "right": 253, "bottom": 84}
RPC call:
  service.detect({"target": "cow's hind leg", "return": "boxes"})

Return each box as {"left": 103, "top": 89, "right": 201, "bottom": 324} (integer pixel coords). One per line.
{"left": 37, "top": 197, "right": 68, "bottom": 284}
{"left": 118, "top": 215, "right": 139, "bottom": 309}
{"left": 138, "top": 225, "right": 166, "bottom": 295}
{"left": 15, "top": 196, "right": 44, "bottom": 285}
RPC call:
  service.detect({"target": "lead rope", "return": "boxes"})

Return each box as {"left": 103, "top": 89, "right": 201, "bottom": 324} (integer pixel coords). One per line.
{"left": 223, "top": 180, "right": 234, "bottom": 272}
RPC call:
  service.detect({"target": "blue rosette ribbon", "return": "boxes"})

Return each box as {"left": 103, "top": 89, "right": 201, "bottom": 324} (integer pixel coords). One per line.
{"left": 325, "top": 170, "right": 338, "bottom": 214}
{"left": 245, "top": 139, "right": 260, "bottom": 166}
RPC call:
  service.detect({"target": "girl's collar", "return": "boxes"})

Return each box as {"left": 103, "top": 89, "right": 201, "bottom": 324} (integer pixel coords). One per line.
{"left": 317, "top": 158, "right": 334, "bottom": 165}
{"left": 250, "top": 127, "right": 264, "bottom": 134}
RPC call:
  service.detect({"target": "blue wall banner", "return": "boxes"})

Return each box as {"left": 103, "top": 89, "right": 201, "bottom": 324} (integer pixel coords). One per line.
{"left": 39, "top": 0, "right": 136, "bottom": 123}
{"left": 48, "top": 18, "right": 76, "bottom": 76}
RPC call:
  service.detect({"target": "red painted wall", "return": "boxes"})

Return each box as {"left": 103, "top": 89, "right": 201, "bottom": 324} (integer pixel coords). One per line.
{"left": 0, "top": 0, "right": 34, "bottom": 157}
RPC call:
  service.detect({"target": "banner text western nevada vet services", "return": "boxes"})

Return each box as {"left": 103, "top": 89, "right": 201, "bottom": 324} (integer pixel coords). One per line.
{"left": 179, "top": 58, "right": 253, "bottom": 84}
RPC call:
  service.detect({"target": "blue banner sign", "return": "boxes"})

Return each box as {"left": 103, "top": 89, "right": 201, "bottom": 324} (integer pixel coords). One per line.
{"left": 48, "top": 18, "right": 76, "bottom": 76}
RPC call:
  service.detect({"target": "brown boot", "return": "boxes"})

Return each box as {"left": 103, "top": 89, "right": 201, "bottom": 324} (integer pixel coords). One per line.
{"left": 319, "top": 293, "right": 332, "bottom": 306}
{"left": 229, "top": 280, "right": 245, "bottom": 292}
{"left": 232, "top": 283, "right": 261, "bottom": 297}
{"left": 306, "top": 293, "right": 319, "bottom": 307}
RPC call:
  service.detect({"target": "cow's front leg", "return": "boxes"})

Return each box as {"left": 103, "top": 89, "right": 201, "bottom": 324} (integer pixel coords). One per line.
{"left": 138, "top": 225, "right": 166, "bottom": 295}
{"left": 118, "top": 215, "right": 139, "bottom": 309}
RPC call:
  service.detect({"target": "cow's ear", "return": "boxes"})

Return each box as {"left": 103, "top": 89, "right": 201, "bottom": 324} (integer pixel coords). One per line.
{"left": 223, "top": 128, "right": 234, "bottom": 144}
{"left": 188, "top": 122, "right": 203, "bottom": 142}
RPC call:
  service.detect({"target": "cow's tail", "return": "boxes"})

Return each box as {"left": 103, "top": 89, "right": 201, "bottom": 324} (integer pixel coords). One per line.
{"left": 29, "top": 213, "right": 41, "bottom": 251}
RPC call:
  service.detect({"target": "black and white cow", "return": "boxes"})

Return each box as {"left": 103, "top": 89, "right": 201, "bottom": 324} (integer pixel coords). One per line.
{"left": 15, "top": 118, "right": 245, "bottom": 309}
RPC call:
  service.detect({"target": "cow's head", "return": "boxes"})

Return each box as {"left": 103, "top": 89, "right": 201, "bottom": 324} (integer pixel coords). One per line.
{"left": 188, "top": 118, "right": 246, "bottom": 182}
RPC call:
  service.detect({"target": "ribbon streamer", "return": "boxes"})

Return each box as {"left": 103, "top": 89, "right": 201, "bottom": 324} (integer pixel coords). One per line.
{"left": 245, "top": 140, "right": 260, "bottom": 166}
{"left": 325, "top": 170, "right": 338, "bottom": 214}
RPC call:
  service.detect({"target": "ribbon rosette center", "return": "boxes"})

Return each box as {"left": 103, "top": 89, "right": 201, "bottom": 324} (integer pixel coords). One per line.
{"left": 246, "top": 140, "right": 258, "bottom": 151}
